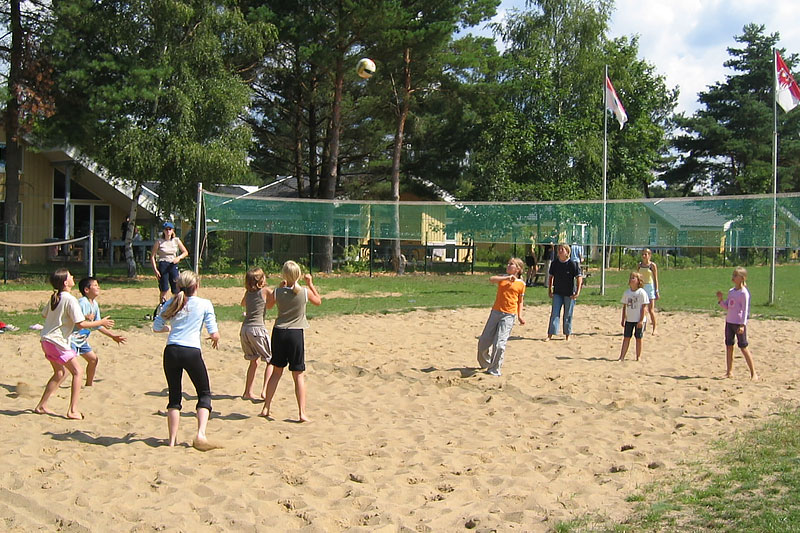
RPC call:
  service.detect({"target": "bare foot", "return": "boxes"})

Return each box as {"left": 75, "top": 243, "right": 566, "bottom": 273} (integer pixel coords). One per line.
{"left": 298, "top": 414, "right": 310, "bottom": 423}
{"left": 724, "top": 372, "right": 733, "bottom": 379}
{"left": 258, "top": 409, "right": 271, "bottom": 418}
{"left": 242, "top": 394, "right": 262, "bottom": 401}
{"left": 544, "top": 336, "right": 551, "bottom": 342}
{"left": 618, "top": 356, "right": 625, "bottom": 361}
{"left": 751, "top": 373, "right": 759, "bottom": 381}
{"left": 192, "top": 438, "right": 221, "bottom": 452}
{"left": 66, "top": 411, "right": 84, "bottom": 420}
{"left": 34, "top": 405, "right": 56, "bottom": 415}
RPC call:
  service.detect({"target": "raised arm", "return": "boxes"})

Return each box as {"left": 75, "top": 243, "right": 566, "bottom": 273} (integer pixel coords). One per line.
{"left": 304, "top": 274, "right": 322, "bottom": 306}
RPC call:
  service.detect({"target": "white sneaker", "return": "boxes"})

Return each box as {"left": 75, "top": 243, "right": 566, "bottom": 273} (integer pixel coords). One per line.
{"left": 487, "top": 369, "right": 501, "bottom": 377}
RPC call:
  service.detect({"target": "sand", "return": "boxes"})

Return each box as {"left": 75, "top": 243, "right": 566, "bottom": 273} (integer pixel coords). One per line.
{"left": 1, "top": 287, "right": 798, "bottom": 532}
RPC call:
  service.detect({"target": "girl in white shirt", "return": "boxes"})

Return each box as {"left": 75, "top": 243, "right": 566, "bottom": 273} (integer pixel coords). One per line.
{"left": 35, "top": 268, "right": 114, "bottom": 419}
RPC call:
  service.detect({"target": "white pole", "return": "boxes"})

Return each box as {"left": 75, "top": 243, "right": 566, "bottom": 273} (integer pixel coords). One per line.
{"left": 601, "top": 65, "right": 608, "bottom": 295}
{"left": 770, "top": 49, "right": 778, "bottom": 305}
{"left": 195, "top": 182, "right": 203, "bottom": 274}
{"left": 88, "top": 230, "right": 94, "bottom": 277}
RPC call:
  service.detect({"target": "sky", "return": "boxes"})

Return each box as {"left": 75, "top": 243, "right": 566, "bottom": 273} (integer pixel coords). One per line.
{"left": 483, "top": 0, "right": 800, "bottom": 116}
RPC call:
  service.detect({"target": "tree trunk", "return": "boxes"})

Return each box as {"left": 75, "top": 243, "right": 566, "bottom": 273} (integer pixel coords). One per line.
{"left": 124, "top": 182, "right": 143, "bottom": 278}
{"left": 293, "top": 49, "right": 305, "bottom": 197}
{"left": 317, "top": 52, "right": 345, "bottom": 273}
{"left": 3, "top": 0, "right": 23, "bottom": 279}
{"left": 389, "top": 47, "right": 412, "bottom": 274}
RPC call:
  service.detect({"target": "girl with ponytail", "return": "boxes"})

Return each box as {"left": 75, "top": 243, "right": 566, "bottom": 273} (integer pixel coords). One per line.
{"left": 153, "top": 270, "right": 221, "bottom": 450}
{"left": 36, "top": 269, "right": 115, "bottom": 419}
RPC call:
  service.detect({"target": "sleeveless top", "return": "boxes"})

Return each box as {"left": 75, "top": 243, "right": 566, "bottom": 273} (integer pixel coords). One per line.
{"left": 637, "top": 262, "right": 655, "bottom": 285}
{"left": 242, "top": 289, "right": 266, "bottom": 328}
{"left": 156, "top": 237, "right": 181, "bottom": 262}
{"left": 273, "top": 286, "right": 309, "bottom": 329}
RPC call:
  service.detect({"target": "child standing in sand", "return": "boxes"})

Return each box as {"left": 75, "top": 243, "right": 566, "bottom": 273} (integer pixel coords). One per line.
{"left": 240, "top": 267, "right": 274, "bottom": 400}
{"left": 35, "top": 268, "right": 115, "bottom": 419}
{"left": 637, "top": 249, "right": 660, "bottom": 334}
{"left": 477, "top": 257, "right": 526, "bottom": 377}
{"left": 618, "top": 272, "right": 649, "bottom": 361}
{"left": 69, "top": 277, "right": 127, "bottom": 386}
{"left": 716, "top": 267, "right": 758, "bottom": 380}
{"left": 153, "top": 270, "right": 220, "bottom": 449}
{"left": 260, "top": 261, "right": 321, "bottom": 422}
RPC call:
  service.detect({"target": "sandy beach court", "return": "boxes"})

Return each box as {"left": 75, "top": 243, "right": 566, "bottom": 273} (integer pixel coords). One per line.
{"left": 1, "top": 288, "right": 798, "bottom": 531}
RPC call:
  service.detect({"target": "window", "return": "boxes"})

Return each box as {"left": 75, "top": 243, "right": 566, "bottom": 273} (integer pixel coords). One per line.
{"left": 53, "top": 169, "right": 100, "bottom": 200}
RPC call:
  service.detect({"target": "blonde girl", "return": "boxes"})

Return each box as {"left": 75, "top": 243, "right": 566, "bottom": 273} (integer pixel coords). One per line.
{"left": 618, "top": 272, "right": 649, "bottom": 361}
{"left": 240, "top": 267, "right": 274, "bottom": 400}
{"left": 260, "top": 261, "right": 321, "bottom": 422}
{"left": 716, "top": 267, "right": 758, "bottom": 380}
{"left": 153, "top": 270, "right": 220, "bottom": 449}
{"left": 36, "top": 268, "right": 114, "bottom": 419}
{"left": 637, "top": 249, "right": 660, "bottom": 334}
{"left": 477, "top": 257, "right": 526, "bottom": 376}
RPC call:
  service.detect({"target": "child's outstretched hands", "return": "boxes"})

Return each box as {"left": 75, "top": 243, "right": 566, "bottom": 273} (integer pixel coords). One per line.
{"left": 111, "top": 334, "right": 127, "bottom": 345}
{"left": 716, "top": 290, "right": 724, "bottom": 302}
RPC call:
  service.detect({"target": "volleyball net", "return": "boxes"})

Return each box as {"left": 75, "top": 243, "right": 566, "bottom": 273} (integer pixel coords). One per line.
{"left": 204, "top": 191, "right": 800, "bottom": 250}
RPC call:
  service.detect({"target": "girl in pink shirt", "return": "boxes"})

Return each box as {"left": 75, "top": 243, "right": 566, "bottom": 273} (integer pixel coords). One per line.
{"left": 716, "top": 267, "right": 758, "bottom": 380}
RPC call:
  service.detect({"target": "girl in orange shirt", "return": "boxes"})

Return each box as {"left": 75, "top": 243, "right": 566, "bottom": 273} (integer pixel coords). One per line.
{"left": 477, "top": 258, "right": 526, "bottom": 376}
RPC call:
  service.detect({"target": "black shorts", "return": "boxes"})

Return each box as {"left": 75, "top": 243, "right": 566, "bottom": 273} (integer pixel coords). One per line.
{"left": 525, "top": 255, "right": 536, "bottom": 267}
{"left": 623, "top": 321, "right": 644, "bottom": 339}
{"left": 725, "top": 322, "right": 748, "bottom": 347}
{"left": 270, "top": 328, "right": 306, "bottom": 371}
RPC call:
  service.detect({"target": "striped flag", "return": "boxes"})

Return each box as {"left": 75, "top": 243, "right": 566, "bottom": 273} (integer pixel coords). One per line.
{"left": 605, "top": 76, "right": 628, "bottom": 129}
{"left": 776, "top": 50, "right": 800, "bottom": 113}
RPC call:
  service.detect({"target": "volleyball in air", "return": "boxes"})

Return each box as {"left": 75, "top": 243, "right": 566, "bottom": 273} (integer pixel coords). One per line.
{"left": 356, "top": 57, "right": 376, "bottom": 79}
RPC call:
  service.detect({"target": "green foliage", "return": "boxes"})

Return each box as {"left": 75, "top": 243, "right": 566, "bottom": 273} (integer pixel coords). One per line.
{"left": 337, "top": 244, "right": 370, "bottom": 273}
{"left": 466, "top": 1, "right": 677, "bottom": 201}
{"left": 666, "top": 24, "right": 800, "bottom": 195}
{"left": 40, "top": 0, "right": 276, "bottom": 218}
{"left": 203, "top": 232, "right": 232, "bottom": 273}
{"left": 251, "top": 254, "right": 282, "bottom": 275}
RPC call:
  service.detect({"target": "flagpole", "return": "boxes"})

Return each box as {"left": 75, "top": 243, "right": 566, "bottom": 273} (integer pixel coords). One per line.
{"left": 770, "top": 48, "right": 778, "bottom": 305}
{"left": 601, "top": 65, "right": 608, "bottom": 296}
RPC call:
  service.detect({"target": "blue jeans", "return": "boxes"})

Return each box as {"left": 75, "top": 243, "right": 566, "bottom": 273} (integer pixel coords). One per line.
{"left": 548, "top": 294, "right": 575, "bottom": 336}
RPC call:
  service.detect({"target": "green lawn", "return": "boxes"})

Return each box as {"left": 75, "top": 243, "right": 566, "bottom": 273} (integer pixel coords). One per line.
{"left": 3, "top": 264, "right": 800, "bottom": 329}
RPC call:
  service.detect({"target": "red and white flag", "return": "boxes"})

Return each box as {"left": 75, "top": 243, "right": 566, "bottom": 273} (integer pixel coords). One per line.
{"left": 605, "top": 75, "right": 628, "bottom": 129}
{"left": 776, "top": 50, "right": 800, "bottom": 113}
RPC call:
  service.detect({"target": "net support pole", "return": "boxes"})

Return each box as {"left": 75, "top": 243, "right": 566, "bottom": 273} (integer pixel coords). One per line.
{"left": 195, "top": 182, "right": 203, "bottom": 273}
{"left": 769, "top": 48, "right": 778, "bottom": 305}
{"left": 88, "top": 230, "right": 94, "bottom": 277}
{"left": 601, "top": 65, "right": 608, "bottom": 295}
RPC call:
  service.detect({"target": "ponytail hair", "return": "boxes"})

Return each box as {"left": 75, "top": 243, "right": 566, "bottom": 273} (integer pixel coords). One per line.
{"left": 245, "top": 267, "right": 266, "bottom": 292}
{"left": 281, "top": 260, "right": 302, "bottom": 295}
{"left": 49, "top": 268, "right": 70, "bottom": 310}
{"left": 733, "top": 266, "right": 748, "bottom": 287}
{"left": 162, "top": 270, "right": 198, "bottom": 319}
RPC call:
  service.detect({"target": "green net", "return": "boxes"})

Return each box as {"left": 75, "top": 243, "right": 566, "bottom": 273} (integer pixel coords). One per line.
{"left": 203, "top": 191, "right": 800, "bottom": 249}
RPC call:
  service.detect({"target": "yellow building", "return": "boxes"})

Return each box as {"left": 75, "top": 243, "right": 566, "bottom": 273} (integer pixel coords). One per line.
{"left": 0, "top": 130, "right": 159, "bottom": 265}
